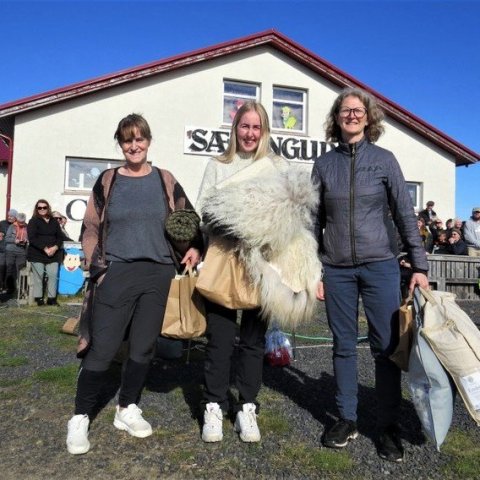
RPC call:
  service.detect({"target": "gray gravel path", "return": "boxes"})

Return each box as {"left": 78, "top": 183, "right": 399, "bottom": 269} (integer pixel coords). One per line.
{"left": 1, "top": 298, "right": 480, "bottom": 479}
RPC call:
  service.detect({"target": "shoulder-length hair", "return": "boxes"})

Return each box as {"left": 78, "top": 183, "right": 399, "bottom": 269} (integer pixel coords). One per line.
{"left": 324, "top": 87, "right": 385, "bottom": 143}
{"left": 32, "top": 199, "right": 52, "bottom": 219}
{"left": 217, "top": 101, "right": 271, "bottom": 164}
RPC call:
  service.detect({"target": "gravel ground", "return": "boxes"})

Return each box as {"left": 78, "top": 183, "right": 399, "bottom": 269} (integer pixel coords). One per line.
{"left": 1, "top": 297, "right": 480, "bottom": 479}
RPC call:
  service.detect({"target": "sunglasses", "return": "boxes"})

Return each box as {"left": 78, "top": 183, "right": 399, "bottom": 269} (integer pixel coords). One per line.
{"left": 37, "top": 206, "right": 48, "bottom": 210}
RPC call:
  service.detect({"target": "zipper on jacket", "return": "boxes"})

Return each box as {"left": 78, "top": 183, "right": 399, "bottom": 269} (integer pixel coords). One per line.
{"left": 349, "top": 143, "right": 357, "bottom": 264}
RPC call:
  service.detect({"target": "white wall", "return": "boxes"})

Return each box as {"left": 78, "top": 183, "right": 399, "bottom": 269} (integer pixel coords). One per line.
{"left": 10, "top": 46, "right": 456, "bottom": 239}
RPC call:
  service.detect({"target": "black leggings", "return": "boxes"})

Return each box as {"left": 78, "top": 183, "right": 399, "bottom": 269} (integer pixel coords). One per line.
{"left": 74, "top": 261, "right": 174, "bottom": 415}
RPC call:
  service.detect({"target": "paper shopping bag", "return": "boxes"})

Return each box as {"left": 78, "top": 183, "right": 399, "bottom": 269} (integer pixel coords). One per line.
{"left": 196, "top": 238, "right": 260, "bottom": 310}
{"left": 161, "top": 269, "right": 206, "bottom": 339}
{"left": 390, "top": 295, "right": 414, "bottom": 372}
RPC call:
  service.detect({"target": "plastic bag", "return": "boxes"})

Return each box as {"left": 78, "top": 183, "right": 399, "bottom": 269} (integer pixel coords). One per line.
{"left": 407, "top": 288, "right": 455, "bottom": 451}
{"left": 265, "top": 326, "right": 293, "bottom": 367}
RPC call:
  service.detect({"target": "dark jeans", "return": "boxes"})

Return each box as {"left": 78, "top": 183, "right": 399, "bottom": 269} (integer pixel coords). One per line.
{"left": 323, "top": 258, "right": 401, "bottom": 427}
{"left": 5, "top": 250, "right": 26, "bottom": 292}
{"left": 75, "top": 261, "right": 175, "bottom": 415}
{"left": 203, "top": 300, "right": 267, "bottom": 414}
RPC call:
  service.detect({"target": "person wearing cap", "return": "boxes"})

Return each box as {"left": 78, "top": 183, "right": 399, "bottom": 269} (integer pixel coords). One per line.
{"left": 5, "top": 212, "right": 28, "bottom": 294}
{"left": 447, "top": 228, "right": 468, "bottom": 255}
{"left": 417, "top": 201, "right": 436, "bottom": 227}
{"left": 0, "top": 209, "right": 18, "bottom": 293}
{"left": 463, "top": 207, "right": 480, "bottom": 257}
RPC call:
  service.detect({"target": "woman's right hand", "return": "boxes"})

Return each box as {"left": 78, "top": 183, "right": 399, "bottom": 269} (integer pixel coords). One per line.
{"left": 316, "top": 281, "right": 325, "bottom": 301}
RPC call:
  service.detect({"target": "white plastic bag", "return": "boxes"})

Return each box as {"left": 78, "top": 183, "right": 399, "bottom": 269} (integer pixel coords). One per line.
{"left": 407, "top": 288, "right": 455, "bottom": 451}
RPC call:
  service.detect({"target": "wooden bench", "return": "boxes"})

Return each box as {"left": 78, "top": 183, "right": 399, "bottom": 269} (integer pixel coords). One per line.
{"left": 427, "top": 254, "right": 480, "bottom": 300}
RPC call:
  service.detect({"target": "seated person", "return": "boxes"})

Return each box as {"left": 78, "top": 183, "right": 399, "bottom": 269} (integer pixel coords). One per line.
{"left": 447, "top": 228, "right": 468, "bottom": 255}
{"left": 417, "top": 217, "right": 433, "bottom": 253}
{"left": 432, "top": 230, "right": 449, "bottom": 254}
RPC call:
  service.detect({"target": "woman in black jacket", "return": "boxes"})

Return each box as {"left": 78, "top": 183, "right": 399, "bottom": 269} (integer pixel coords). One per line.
{"left": 27, "top": 199, "right": 64, "bottom": 305}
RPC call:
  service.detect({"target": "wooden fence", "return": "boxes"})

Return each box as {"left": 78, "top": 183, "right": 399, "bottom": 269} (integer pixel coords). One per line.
{"left": 427, "top": 254, "right": 480, "bottom": 300}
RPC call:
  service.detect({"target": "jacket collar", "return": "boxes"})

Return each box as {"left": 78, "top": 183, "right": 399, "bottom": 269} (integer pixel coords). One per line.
{"left": 337, "top": 136, "right": 368, "bottom": 155}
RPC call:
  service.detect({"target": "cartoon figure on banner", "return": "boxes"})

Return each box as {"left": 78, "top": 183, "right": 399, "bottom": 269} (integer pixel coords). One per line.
{"left": 58, "top": 247, "right": 85, "bottom": 295}
{"left": 281, "top": 106, "right": 297, "bottom": 129}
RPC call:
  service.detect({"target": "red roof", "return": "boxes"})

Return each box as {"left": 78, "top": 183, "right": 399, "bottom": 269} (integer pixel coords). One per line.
{"left": 0, "top": 29, "right": 477, "bottom": 165}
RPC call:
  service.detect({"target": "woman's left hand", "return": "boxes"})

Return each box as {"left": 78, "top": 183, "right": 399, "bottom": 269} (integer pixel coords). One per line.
{"left": 409, "top": 272, "right": 429, "bottom": 293}
{"left": 181, "top": 248, "right": 201, "bottom": 269}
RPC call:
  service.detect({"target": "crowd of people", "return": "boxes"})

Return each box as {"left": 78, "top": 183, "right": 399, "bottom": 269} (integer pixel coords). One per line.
{"left": 0, "top": 204, "right": 72, "bottom": 303}
{"left": 416, "top": 200, "right": 480, "bottom": 256}
{"left": 1, "top": 87, "right": 478, "bottom": 465}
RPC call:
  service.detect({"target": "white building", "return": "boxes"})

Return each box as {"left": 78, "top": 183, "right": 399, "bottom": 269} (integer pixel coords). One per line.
{"left": 1, "top": 30, "right": 478, "bottom": 240}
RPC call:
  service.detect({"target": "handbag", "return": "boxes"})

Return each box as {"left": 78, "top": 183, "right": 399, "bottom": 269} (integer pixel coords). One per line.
{"left": 161, "top": 268, "right": 206, "bottom": 339}
{"left": 195, "top": 237, "right": 260, "bottom": 310}
{"left": 389, "top": 295, "right": 414, "bottom": 372}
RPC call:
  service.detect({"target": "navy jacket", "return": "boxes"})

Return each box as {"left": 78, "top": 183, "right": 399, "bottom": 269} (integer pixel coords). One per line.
{"left": 311, "top": 138, "right": 428, "bottom": 272}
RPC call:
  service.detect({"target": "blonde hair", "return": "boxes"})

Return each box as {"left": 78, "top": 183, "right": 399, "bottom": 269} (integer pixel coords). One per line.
{"left": 217, "top": 101, "right": 271, "bottom": 163}
{"left": 325, "top": 87, "right": 385, "bottom": 143}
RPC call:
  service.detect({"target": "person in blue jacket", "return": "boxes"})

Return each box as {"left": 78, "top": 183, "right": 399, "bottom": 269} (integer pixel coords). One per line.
{"left": 312, "top": 87, "right": 429, "bottom": 463}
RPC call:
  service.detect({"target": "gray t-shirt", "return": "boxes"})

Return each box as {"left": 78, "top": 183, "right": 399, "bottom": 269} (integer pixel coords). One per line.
{"left": 105, "top": 170, "right": 173, "bottom": 263}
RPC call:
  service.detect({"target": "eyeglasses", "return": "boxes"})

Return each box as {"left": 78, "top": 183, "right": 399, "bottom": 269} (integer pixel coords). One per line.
{"left": 37, "top": 206, "right": 48, "bottom": 210}
{"left": 338, "top": 107, "right": 367, "bottom": 119}
{"left": 53, "top": 217, "right": 62, "bottom": 220}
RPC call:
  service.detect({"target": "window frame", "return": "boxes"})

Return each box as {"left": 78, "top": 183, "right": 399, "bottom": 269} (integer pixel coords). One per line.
{"left": 272, "top": 86, "right": 307, "bottom": 134}
{"left": 406, "top": 181, "right": 422, "bottom": 212}
{"left": 65, "top": 157, "right": 124, "bottom": 192}
{"left": 222, "top": 80, "right": 260, "bottom": 126}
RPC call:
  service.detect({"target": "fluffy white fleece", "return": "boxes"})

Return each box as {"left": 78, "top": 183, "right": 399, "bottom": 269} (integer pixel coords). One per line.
{"left": 202, "top": 165, "right": 322, "bottom": 329}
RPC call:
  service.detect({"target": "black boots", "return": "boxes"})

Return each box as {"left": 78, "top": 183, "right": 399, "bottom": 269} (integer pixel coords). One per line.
{"left": 35, "top": 297, "right": 59, "bottom": 306}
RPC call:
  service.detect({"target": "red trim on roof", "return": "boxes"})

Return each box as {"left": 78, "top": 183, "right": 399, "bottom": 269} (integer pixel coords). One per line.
{"left": 0, "top": 29, "right": 478, "bottom": 166}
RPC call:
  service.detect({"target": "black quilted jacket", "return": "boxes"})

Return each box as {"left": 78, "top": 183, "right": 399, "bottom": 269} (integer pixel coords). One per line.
{"left": 311, "top": 138, "right": 428, "bottom": 272}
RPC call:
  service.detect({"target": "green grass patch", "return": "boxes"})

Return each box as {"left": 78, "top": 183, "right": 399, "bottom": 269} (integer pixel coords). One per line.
{"left": 273, "top": 443, "right": 353, "bottom": 475}
{"left": 33, "top": 363, "right": 78, "bottom": 394}
{"left": 442, "top": 429, "right": 480, "bottom": 478}
{"left": 169, "top": 449, "right": 196, "bottom": 464}
{"left": 0, "top": 355, "right": 28, "bottom": 367}
{"left": 258, "top": 409, "right": 290, "bottom": 435}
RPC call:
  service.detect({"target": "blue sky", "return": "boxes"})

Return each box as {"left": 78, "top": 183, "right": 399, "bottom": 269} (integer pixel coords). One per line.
{"left": 2, "top": 0, "right": 479, "bottom": 219}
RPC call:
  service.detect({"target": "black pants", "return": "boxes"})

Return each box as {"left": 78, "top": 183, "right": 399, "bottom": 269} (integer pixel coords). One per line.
{"left": 202, "top": 300, "right": 268, "bottom": 414}
{"left": 75, "top": 261, "right": 174, "bottom": 416}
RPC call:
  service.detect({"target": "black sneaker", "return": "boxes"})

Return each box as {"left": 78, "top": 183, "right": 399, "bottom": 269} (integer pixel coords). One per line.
{"left": 377, "top": 425, "right": 404, "bottom": 463}
{"left": 323, "top": 419, "right": 358, "bottom": 448}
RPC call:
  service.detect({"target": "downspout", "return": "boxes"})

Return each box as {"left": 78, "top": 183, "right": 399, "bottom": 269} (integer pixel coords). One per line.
{"left": 0, "top": 133, "right": 13, "bottom": 216}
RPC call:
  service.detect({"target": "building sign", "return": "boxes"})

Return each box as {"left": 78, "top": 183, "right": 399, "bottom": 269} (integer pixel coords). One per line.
{"left": 184, "top": 126, "right": 330, "bottom": 161}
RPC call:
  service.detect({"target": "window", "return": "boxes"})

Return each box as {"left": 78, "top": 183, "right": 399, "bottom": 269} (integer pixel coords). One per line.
{"left": 223, "top": 81, "right": 259, "bottom": 125}
{"left": 272, "top": 87, "right": 306, "bottom": 133}
{"left": 65, "top": 157, "right": 124, "bottom": 191}
{"left": 406, "top": 182, "right": 422, "bottom": 211}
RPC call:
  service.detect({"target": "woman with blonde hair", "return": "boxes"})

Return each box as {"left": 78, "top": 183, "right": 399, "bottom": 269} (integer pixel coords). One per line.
{"left": 196, "top": 101, "right": 286, "bottom": 443}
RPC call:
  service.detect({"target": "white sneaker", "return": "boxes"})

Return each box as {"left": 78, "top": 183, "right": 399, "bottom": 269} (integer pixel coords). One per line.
{"left": 66, "top": 414, "right": 90, "bottom": 455}
{"left": 113, "top": 404, "right": 153, "bottom": 438}
{"left": 234, "top": 403, "right": 261, "bottom": 442}
{"left": 201, "top": 402, "right": 223, "bottom": 442}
